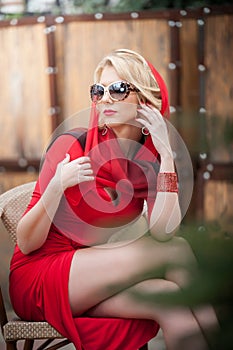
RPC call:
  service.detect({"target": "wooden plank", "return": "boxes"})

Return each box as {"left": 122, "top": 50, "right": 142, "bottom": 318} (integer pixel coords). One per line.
{"left": 169, "top": 24, "right": 180, "bottom": 110}
{"left": 175, "top": 19, "right": 200, "bottom": 156}
{"left": 0, "top": 159, "right": 40, "bottom": 172}
{"left": 204, "top": 180, "right": 233, "bottom": 232}
{"left": 0, "top": 23, "right": 51, "bottom": 160}
{"left": 195, "top": 162, "right": 233, "bottom": 222}
{"left": 0, "top": 171, "right": 38, "bottom": 194}
{"left": 180, "top": 19, "right": 199, "bottom": 111}
{"left": 45, "top": 16, "right": 61, "bottom": 130}
{"left": 205, "top": 15, "right": 233, "bottom": 116}
{"left": 205, "top": 15, "right": 233, "bottom": 162}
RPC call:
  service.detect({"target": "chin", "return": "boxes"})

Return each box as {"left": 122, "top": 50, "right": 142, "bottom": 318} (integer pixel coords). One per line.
{"left": 107, "top": 122, "right": 124, "bottom": 128}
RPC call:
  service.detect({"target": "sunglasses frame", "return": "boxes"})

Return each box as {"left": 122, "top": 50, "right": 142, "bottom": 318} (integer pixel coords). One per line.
{"left": 90, "top": 80, "right": 139, "bottom": 102}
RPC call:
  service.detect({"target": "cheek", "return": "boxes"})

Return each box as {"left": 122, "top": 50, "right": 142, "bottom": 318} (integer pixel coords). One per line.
{"left": 121, "top": 103, "right": 137, "bottom": 120}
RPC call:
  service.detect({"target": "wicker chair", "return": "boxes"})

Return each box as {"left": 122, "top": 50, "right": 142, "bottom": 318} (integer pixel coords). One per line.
{"left": 0, "top": 182, "right": 149, "bottom": 350}
{"left": 0, "top": 181, "right": 71, "bottom": 350}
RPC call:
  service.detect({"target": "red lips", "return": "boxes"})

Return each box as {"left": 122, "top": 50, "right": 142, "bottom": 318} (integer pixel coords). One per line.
{"left": 103, "top": 109, "right": 117, "bottom": 116}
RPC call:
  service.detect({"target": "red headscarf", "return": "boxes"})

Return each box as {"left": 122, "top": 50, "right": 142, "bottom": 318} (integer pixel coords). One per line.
{"left": 147, "top": 60, "right": 170, "bottom": 118}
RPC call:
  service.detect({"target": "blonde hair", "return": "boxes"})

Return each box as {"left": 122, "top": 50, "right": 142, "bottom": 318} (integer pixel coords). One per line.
{"left": 94, "top": 49, "right": 162, "bottom": 111}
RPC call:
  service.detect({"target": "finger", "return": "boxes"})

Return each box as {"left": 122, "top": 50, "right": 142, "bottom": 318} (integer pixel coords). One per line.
{"left": 79, "top": 162, "right": 92, "bottom": 170}
{"left": 138, "top": 103, "right": 153, "bottom": 112}
{"left": 72, "top": 156, "right": 91, "bottom": 164}
{"left": 78, "top": 174, "right": 95, "bottom": 183}
{"left": 135, "top": 117, "right": 150, "bottom": 128}
{"left": 139, "top": 103, "right": 157, "bottom": 113}
{"left": 138, "top": 107, "right": 161, "bottom": 122}
{"left": 138, "top": 103, "right": 163, "bottom": 117}
{"left": 83, "top": 169, "right": 93, "bottom": 175}
{"left": 137, "top": 109, "right": 153, "bottom": 123}
{"left": 82, "top": 176, "right": 95, "bottom": 182}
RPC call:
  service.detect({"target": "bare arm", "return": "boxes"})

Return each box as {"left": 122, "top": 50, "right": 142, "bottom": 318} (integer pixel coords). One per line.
{"left": 136, "top": 105, "right": 181, "bottom": 241}
{"left": 148, "top": 155, "right": 181, "bottom": 241}
{"left": 17, "top": 154, "right": 94, "bottom": 254}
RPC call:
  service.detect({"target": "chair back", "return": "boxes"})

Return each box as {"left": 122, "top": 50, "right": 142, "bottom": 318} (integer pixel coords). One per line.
{"left": 0, "top": 182, "right": 36, "bottom": 244}
{"left": 0, "top": 182, "right": 36, "bottom": 329}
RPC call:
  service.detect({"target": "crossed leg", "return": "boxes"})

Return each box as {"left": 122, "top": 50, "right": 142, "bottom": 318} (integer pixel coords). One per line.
{"left": 68, "top": 235, "right": 218, "bottom": 350}
{"left": 86, "top": 279, "right": 210, "bottom": 350}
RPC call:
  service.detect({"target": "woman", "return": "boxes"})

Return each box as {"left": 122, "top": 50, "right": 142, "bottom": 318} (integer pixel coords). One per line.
{"left": 10, "top": 49, "right": 217, "bottom": 350}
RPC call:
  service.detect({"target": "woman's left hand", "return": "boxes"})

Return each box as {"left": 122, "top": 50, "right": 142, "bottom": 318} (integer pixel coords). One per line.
{"left": 136, "top": 104, "right": 173, "bottom": 159}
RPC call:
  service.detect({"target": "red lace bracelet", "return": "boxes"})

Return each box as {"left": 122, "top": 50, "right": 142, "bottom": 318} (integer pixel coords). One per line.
{"left": 157, "top": 172, "right": 178, "bottom": 193}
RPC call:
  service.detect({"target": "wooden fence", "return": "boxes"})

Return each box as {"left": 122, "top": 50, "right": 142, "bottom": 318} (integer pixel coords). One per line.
{"left": 0, "top": 5, "right": 232, "bottom": 225}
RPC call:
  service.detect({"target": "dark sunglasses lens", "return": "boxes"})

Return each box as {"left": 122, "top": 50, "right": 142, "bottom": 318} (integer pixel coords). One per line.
{"left": 109, "top": 82, "right": 128, "bottom": 100}
{"left": 90, "top": 84, "right": 104, "bottom": 101}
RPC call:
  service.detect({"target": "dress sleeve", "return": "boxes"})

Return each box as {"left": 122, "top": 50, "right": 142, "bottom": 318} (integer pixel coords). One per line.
{"left": 24, "top": 134, "right": 84, "bottom": 215}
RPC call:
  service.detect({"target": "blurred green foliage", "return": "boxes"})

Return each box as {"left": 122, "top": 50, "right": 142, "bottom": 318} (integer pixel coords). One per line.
{"left": 134, "top": 222, "right": 233, "bottom": 349}
{"left": 1, "top": 0, "right": 232, "bottom": 18}
{"left": 72, "top": 0, "right": 233, "bottom": 13}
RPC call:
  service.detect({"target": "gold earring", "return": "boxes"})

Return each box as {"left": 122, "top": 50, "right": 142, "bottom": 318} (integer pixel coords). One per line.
{"left": 102, "top": 125, "right": 108, "bottom": 135}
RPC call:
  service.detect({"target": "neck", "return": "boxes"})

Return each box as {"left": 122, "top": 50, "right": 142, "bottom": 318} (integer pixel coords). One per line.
{"left": 109, "top": 124, "right": 143, "bottom": 158}
{"left": 109, "top": 123, "right": 142, "bottom": 142}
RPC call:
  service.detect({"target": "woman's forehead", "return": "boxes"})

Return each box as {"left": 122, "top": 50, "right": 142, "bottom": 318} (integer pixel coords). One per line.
{"left": 99, "top": 66, "right": 122, "bottom": 85}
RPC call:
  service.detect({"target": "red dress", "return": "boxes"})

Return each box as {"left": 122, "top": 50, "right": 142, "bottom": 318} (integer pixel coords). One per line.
{"left": 9, "top": 129, "right": 160, "bottom": 350}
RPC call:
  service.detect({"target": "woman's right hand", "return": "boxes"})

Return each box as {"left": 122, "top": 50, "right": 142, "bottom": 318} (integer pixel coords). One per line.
{"left": 54, "top": 153, "right": 94, "bottom": 191}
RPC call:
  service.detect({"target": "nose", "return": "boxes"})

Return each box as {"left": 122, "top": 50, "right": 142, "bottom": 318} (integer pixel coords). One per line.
{"left": 100, "top": 88, "right": 113, "bottom": 103}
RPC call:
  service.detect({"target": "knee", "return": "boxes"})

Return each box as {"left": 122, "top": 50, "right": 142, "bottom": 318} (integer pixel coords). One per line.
{"left": 164, "top": 237, "right": 198, "bottom": 287}
{"left": 169, "top": 236, "right": 197, "bottom": 266}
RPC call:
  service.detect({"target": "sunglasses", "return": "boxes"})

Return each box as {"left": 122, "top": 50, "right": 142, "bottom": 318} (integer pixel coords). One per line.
{"left": 90, "top": 81, "right": 139, "bottom": 102}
